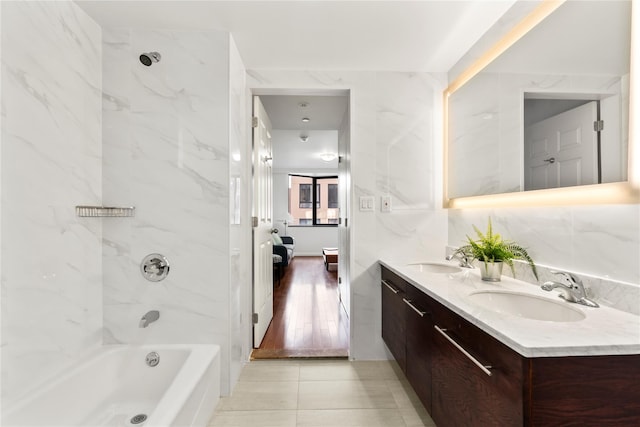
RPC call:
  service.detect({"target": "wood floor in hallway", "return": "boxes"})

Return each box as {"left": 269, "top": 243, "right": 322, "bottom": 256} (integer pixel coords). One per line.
{"left": 251, "top": 256, "right": 349, "bottom": 359}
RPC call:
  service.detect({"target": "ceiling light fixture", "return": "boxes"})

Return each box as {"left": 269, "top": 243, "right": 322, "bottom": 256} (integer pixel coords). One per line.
{"left": 298, "top": 102, "right": 309, "bottom": 108}
{"left": 300, "top": 135, "right": 309, "bottom": 142}
{"left": 320, "top": 153, "right": 337, "bottom": 162}
{"left": 301, "top": 117, "right": 310, "bottom": 123}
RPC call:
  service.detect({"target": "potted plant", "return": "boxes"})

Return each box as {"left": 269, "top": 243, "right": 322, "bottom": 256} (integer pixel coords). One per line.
{"left": 452, "top": 218, "right": 538, "bottom": 282}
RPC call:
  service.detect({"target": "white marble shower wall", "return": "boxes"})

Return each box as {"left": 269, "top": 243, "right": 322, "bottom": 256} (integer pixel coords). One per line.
{"left": 101, "top": 29, "right": 246, "bottom": 394}
{"left": 1, "top": 1, "right": 103, "bottom": 402}
{"left": 247, "top": 70, "right": 448, "bottom": 359}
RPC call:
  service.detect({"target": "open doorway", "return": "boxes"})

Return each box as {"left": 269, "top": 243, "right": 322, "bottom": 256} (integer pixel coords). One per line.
{"left": 251, "top": 93, "right": 350, "bottom": 359}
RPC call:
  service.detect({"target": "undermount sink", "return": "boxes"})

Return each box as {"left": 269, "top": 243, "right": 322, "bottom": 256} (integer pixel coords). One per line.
{"left": 406, "top": 263, "right": 462, "bottom": 274}
{"left": 467, "top": 290, "right": 586, "bottom": 322}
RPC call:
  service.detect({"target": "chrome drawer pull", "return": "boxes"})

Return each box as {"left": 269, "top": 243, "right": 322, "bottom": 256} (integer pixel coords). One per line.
{"left": 402, "top": 298, "right": 425, "bottom": 317}
{"left": 381, "top": 280, "right": 399, "bottom": 294}
{"left": 434, "top": 325, "right": 492, "bottom": 376}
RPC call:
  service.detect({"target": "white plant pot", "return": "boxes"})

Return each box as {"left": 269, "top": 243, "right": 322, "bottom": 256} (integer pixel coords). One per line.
{"left": 480, "top": 261, "right": 503, "bottom": 282}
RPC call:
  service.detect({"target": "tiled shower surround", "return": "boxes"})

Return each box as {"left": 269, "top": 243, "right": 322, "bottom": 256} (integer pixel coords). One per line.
{"left": 101, "top": 28, "right": 248, "bottom": 396}
{"left": 1, "top": 1, "right": 103, "bottom": 401}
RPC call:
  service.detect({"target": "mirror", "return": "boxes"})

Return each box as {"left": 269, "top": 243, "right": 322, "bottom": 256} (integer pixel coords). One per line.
{"left": 445, "top": 0, "right": 637, "bottom": 206}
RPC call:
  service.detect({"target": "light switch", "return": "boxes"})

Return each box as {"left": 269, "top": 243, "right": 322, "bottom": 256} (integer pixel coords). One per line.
{"left": 381, "top": 196, "right": 391, "bottom": 212}
{"left": 359, "top": 196, "right": 374, "bottom": 211}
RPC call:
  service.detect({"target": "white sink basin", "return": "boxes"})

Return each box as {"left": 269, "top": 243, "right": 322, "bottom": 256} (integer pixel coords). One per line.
{"left": 406, "top": 263, "right": 462, "bottom": 274}
{"left": 467, "top": 290, "right": 586, "bottom": 322}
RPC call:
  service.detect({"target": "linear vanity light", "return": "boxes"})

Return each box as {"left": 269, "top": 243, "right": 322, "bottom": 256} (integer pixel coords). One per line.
{"left": 76, "top": 206, "right": 136, "bottom": 217}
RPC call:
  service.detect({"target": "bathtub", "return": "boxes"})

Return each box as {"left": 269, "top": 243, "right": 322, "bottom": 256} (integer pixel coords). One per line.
{"left": 2, "top": 345, "right": 220, "bottom": 427}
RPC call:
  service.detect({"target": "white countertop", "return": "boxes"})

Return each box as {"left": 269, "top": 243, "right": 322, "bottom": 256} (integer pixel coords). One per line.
{"left": 379, "top": 259, "right": 640, "bottom": 358}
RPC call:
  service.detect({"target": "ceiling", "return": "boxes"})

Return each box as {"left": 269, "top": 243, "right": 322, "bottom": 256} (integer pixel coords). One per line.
{"left": 76, "top": 0, "right": 516, "bottom": 72}
{"left": 260, "top": 95, "right": 348, "bottom": 130}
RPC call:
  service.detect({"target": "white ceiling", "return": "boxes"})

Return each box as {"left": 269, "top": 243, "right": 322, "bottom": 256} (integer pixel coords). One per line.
{"left": 76, "top": 0, "right": 516, "bottom": 72}
{"left": 260, "top": 95, "right": 348, "bottom": 130}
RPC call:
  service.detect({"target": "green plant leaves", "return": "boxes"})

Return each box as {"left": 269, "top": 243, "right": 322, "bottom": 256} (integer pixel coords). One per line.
{"left": 455, "top": 218, "right": 538, "bottom": 280}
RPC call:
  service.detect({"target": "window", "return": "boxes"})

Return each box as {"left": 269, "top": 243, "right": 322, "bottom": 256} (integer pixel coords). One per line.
{"left": 298, "top": 184, "right": 320, "bottom": 208}
{"left": 328, "top": 184, "right": 338, "bottom": 208}
{"left": 289, "top": 175, "right": 339, "bottom": 226}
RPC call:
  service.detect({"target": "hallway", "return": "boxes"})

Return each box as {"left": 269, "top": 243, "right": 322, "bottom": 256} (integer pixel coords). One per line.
{"left": 252, "top": 256, "right": 349, "bottom": 359}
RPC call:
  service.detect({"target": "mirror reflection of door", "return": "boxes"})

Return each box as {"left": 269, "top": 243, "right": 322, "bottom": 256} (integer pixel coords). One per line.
{"left": 524, "top": 100, "right": 599, "bottom": 191}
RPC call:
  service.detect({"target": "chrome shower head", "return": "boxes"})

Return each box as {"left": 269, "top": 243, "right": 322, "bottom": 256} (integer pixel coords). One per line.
{"left": 139, "top": 52, "right": 161, "bottom": 66}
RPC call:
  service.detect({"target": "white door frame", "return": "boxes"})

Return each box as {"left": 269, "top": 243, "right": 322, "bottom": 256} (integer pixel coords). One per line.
{"left": 248, "top": 87, "right": 352, "bottom": 354}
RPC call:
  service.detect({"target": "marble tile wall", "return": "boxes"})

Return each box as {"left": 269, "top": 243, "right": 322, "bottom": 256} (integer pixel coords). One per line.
{"left": 228, "top": 37, "right": 251, "bottom": 392}
{"left": 101, "top": 29, "right": 241, "bottom": 394}
{"left": 247, "top": 70, "right": 448, "bottom": 359}
{"left": 448, "top": 206, "right": 640, "bottom": 314}
{"left": 1, "top": 1, "right": 102, "bottom": 402}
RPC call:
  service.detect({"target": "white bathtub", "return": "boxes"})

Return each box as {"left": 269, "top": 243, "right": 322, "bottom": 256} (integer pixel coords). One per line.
{"left": 2, "top": 345, "right": 220, "bottom": 427}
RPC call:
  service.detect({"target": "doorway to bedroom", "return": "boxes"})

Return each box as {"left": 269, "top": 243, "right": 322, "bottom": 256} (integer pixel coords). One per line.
{"left": 251, "top": 93, "right": 350, "bottom": 359}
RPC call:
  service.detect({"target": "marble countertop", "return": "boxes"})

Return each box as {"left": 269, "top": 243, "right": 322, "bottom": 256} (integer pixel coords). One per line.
{"left": 379, "top": 259, "right": 640, "bottom": 358}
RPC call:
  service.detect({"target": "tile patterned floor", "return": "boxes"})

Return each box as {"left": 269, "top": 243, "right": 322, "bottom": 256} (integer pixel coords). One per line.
{"left": 209, "top": 360, "right": 436, "bottom": 427}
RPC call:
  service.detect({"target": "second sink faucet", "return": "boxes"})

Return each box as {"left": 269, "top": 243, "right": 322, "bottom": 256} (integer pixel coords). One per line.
{"left": 139, "top": 310, "right": 160, "bottom": 328}
{"left": 446, "top": 249, "right": 474, "bottom": 269}
{"left": 541, "top": 271, "right": 599, "bottom": 308}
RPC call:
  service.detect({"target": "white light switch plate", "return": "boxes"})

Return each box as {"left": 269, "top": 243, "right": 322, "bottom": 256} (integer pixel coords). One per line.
{"left": 359, "top": 196, "right": 374, "bottom": 211}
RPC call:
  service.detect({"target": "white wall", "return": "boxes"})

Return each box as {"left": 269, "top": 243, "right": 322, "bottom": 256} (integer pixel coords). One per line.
{"left": 1, "top": 1, "right": 103, "bottom": 402}
{"left": 249, "top": 70, "right": 449, "bottom": 360}
{"left": 101, "top": 28, "right": 247, "bottom": 395}
{"left": 228, "top": 37, "right": 251, "bottom": 390}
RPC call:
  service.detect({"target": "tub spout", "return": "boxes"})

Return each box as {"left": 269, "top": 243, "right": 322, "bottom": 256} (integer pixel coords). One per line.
{"left": 139, "top": 310, "right": 160, "bottom": 328}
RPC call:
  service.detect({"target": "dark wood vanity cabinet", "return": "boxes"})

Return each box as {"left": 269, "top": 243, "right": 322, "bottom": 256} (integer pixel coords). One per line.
{"left": 405, "top": 285, "right": 434, "bottom": 413}
{"left": 381, "top": 268, "right": 407, "bottom": 371}
{"left": 380, "top": 265, "right": 640, "bottom": 427}
{"left": 430, "top": 297, "right": 523, "bottom": 427}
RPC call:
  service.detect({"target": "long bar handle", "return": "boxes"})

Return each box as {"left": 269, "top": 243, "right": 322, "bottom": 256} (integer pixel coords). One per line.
{"left": 434, "top": 325, "right": 492, "bottom": 376}
{"left": 381, "top": 280, "right": 399, "bottom": 294}
{"left": 402, "top": 298, "right": 425, "bottom": 317}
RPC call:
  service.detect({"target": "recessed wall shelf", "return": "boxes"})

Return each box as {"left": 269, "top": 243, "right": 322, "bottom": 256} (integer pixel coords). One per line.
{"left": 75, "top": 206, "right": 135, "bottom": 217}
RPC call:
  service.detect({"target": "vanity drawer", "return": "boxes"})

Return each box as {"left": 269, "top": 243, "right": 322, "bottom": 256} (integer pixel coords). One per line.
{"left": 430, "top": 299, "right": 524, "bottom": 427}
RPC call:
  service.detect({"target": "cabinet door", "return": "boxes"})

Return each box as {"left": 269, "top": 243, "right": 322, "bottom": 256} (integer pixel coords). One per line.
{"left": 431, "top": 302, "right": 523, "bottom": 427}
{"left": 381, "top": 268, "right": 407, "bottom": 372}
{"left": 405, "top": 285, "right": 433, "bottom": 414}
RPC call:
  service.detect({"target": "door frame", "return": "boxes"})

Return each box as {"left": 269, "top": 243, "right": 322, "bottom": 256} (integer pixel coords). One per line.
{"left": 248, "top": 87, "right": 352, "bottom": 354}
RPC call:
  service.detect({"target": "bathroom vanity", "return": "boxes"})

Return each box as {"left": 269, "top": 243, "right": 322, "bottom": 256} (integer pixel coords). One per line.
{"left": 380, "top": 261, "right": 640, "bottom": 427}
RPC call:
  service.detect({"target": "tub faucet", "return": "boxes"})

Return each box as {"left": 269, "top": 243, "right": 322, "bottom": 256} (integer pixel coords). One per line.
{"left": 139, "top": 310, "right": 160, "bottom": 328}
{"left": 541, "top": 271, "right": 599, "bottom": 308}
{"left": 446, "top": 249, "right": 474, "bottom": 269}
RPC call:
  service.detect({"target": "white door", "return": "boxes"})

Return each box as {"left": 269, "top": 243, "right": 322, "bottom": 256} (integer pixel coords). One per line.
{"left": 524, "top": 101, "right": 598, "bottom": 190}
{"left": 252, "top": 96, "right": 274, "bottom": 348}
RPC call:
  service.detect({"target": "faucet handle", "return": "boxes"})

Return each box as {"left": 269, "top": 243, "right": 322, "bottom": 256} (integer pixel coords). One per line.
{"left": 550, "top": 270, "right": 582, "bottom": 285}
{"left": 550, "top": 270, "right": 586, "bottom": 296}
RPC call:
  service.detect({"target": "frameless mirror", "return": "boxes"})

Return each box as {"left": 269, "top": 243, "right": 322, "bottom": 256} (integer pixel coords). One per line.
{"left": 446, "top": 0, "right": 633, "bottom": 201}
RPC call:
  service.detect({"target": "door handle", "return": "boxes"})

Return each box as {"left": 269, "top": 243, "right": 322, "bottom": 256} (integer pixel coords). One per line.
{"left": 543, "top": 157, "right": 556, "bottom": 164}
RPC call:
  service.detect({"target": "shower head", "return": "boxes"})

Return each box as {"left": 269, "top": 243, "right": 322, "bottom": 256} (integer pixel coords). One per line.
{"left": 139, "top": 52, "right": 161, "bottom": 66}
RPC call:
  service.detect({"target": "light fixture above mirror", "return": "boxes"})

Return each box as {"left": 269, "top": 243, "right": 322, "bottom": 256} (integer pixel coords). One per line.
{"left": 443, "top": 0, "right": 639, "bottom": 208}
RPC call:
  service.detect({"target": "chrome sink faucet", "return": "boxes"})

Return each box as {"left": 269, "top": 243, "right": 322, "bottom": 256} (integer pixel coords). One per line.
{"left": 139, "top": 310, "right": 160, "bottom": 328}
{"left": 541, "top": 271, "right": 599, "bottom": 308}
{"left": 446, "top": 249, "right": 474, "bottom": 269}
